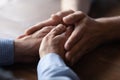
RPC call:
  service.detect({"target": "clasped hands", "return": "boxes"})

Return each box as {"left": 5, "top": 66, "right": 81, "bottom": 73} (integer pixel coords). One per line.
{"left": 15, "top": 10, "right": 105, "bottom": 65}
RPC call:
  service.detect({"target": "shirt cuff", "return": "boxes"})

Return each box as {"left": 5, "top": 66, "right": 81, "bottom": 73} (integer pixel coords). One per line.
{"left": 0, "top": 38, "right": 14, "bottom": 66}
{"left": 38, "top": 53, "right": 66, "bottom": 69}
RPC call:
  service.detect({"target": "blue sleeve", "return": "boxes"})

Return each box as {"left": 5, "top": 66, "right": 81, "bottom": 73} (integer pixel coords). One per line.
{"left": 0, "top": 38, "right": 14, "bottom": 66}
{"left": 37, "top": 53, "right": 80, "bottom": 80}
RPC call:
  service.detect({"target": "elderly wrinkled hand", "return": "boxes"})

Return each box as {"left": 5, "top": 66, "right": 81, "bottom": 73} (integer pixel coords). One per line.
{"left": 39, "top": 24, "right": 72, "bottom": 59}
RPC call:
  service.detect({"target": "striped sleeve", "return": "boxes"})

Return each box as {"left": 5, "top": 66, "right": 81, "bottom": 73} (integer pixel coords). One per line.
{"left": 0, "top": 38, "right": 14, "bottom": 66}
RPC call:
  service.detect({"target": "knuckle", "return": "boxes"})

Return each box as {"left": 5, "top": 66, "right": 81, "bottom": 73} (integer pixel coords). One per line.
{"left": 45, "top": 33, "right": 51, "bottom": 39}
{"left": 75, "top": 11, "right": 86, "bottom": 18}
{"left": 56, "top": 11, "right": 63, "bottom": 16}
{"left": 42, "top": 26, "right": 53, "bottom": 31}
{"left": 51, "top": 29, "right": 58, "bottom": 34}
{"left": 76, "top": 11, "right": 85, "bottom": 15}
{"left": 56, "top": 10, "right": 74, "bottom": 16}
{"left": 69, "top": 9, "right": 75, "bottom": 13}
{"left": 51, "top": 13, "right": 59, "bottom": 19}
{"left": 43, "top": 26, "right": 50, "bottom": 30}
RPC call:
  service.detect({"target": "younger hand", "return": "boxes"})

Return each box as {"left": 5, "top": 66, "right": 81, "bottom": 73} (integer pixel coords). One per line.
{"left": 52, "top": 11, "right": 106, "bottom": 65}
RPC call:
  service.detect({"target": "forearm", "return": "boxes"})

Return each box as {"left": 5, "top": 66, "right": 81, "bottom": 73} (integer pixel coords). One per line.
{"left": 96, "top": 16, "right": 120, "bottom": 42}
{"left": 61, "top": 0, "right": 92, "bottom": 13}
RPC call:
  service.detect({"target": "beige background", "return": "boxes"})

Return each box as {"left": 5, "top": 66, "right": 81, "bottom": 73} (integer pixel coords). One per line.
{"left": 0, "top": 0, "right": 60, "bottom": 39}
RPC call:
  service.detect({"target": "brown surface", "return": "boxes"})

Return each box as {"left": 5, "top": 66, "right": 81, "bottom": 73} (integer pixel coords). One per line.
{"left": 4, "top": 64, "right": 37, "bottom": 80}
{"left": 73, "top": 42, "right": 120, "bottom": 80}
{"left": 4, "top": 2, "right": 120, "bottom": 80}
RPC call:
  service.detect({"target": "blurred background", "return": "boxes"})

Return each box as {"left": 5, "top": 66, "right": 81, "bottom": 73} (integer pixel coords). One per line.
{"left": 0, "top": 0, "right": 120, "bottom": 80}
{"left": 0, "top": 0, "right": 60, "bottom": 38}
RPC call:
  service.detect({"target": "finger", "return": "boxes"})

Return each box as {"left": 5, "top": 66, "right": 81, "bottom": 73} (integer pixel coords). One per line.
{"left": 48, "top": 24, "right": 66, "bottom": 37}
{"left": 65, "top": 21, "right": 86, "bottom": 51}
{"left": 17, "top": 26, "right": 53, "bottom": 39}
{"left": 51, "top": 10, "right": 74, "bottom": 24}
{"left": 17, "top": 34, "right": 27, "bottom": 39}
{"left": 72, "top": 39, "right": 101, "bottom": 64}
{"left": 25, "top": 18, "right": 58, "bottom": 35}
{"left": 57, "top": 26, "right": 73, "bottom": 44}
{"left": 32, "top": 26, "right": 54, "bottom": 38}
{"left": 65, "top": 37, "right": 87, "bottom": 65}
{"left": 64, "top": 26, "right": 73, "bottom": 41}
{"left": 51, "top": 10, "right": 74, "bottom": 20}
{"left": 66, "top": 35, "right": 99, "bottom": 65}
{"left": 51, "top": 26, "right": 73, "bottom": 49}
{"left": 63, "top": 11, "right": 86, "bottom": 24}
{"left": 40, "top": 26, "right": 55, "bottom": 33}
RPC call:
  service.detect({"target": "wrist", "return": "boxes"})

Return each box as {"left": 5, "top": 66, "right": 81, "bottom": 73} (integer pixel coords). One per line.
{"left": 14, "top": 39, "right": 24, "bottom": 63}
{"left": 95, "top": 17, "right": 120, "bottom": 42}
{"left": 40, "top": 48, "right": 65, "bottom": 59}
{"left": 40, "top": 51, "right": 64, "bottom": 58}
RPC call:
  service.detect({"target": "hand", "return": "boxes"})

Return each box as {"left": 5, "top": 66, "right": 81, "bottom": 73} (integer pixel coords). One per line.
{"left": 14, "top": 26, "right": 53, "bottom": 63}
{"left": 39, "top": 24, "right": 72, "bottom": 59}
{"left": 51, "top": 11, "right": 107, "bottom": 65}
{"left": 19, "top": 10, "right": 74, "bottom": 38}
{"left": 63, "top": 11, "right": 107, "bottom": 64}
